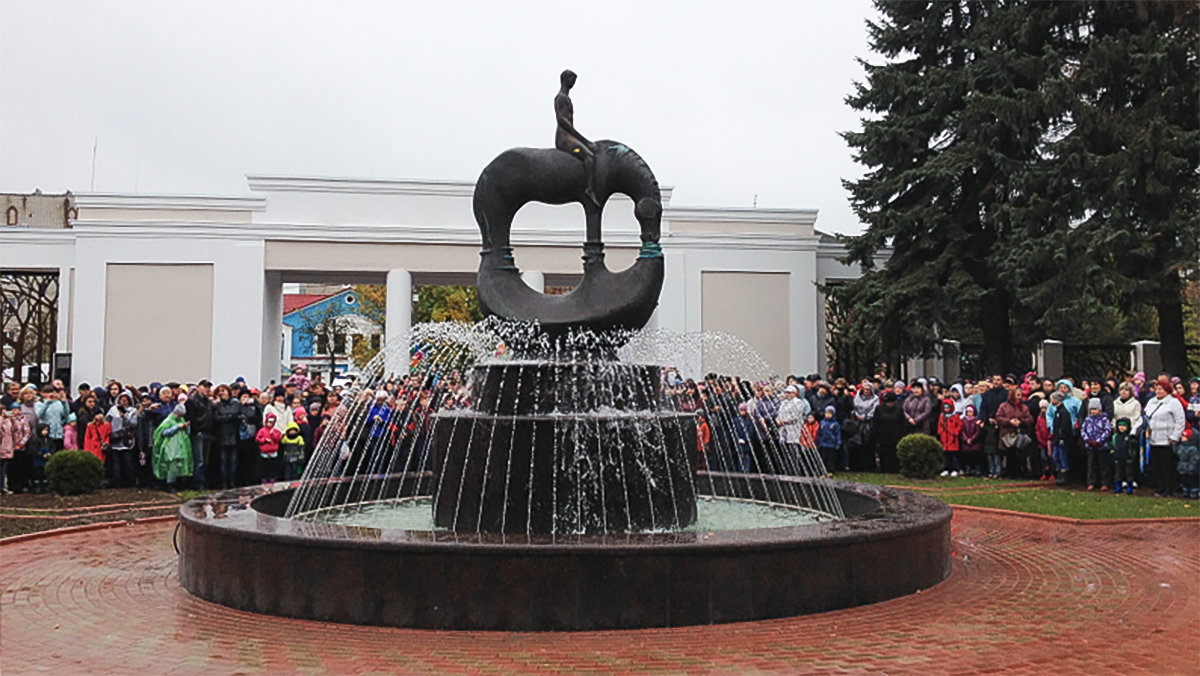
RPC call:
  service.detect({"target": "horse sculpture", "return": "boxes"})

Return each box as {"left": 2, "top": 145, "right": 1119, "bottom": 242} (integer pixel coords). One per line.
{"left": 473, "top": 72, "right": 664, "bottom": 338}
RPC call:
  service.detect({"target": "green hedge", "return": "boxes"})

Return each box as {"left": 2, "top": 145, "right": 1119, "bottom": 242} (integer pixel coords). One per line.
{"left": 45, "top": 450, "right": 105, "bottom": 496}
{"left": 896, "top": 433, "right": 944, "bottom": 479}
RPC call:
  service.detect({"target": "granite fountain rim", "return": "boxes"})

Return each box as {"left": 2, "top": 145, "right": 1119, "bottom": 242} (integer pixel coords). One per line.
{"left": 177, "top": 478, "right": 952, "bottom": 556}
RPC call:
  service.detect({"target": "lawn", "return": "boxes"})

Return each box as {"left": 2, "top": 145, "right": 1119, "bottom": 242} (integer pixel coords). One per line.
{"left": 833, "top": 471, "right": 1197, "bottom": 519}
{"left": 833, "top": 472, "right": 1033, "bottom": 489}
{"left": 941, "top": 488, "right": 1196, "bottom": 519}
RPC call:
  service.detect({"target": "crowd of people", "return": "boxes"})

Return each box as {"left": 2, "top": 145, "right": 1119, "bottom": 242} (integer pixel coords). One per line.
{"left": 2, "top": 362, "right": 1197, "bottom": 501}
{"left": 665, "top": 370, "right": 1199, "bottom": 499}
{"left": 0, "top": 364, "right": 468, "bottom": 495}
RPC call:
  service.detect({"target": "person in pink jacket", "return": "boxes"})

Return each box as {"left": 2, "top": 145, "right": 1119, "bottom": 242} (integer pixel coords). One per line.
{"left": 256, "top": 413, "right": 283, "bottom": 484}
{"left": 2, "top": 403, "right": 32, "bottom": 494}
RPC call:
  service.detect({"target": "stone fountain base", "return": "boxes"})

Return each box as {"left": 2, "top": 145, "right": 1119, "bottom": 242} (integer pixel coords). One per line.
{"left": 177, "top": 478, "right": 952, "bottom": 631}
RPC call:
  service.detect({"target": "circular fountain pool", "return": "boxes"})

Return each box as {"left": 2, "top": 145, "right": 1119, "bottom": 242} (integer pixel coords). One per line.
{"left": 177, "top": 322, "right": 951, "bottom": 631}
{"left": 302, "top": 495, "right": 833, "bottom": 531}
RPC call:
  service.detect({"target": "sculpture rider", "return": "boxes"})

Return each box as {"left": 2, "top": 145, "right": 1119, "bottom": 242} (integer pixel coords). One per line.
{"left": 555, "top": 70, "right": 600, "bottom": 207}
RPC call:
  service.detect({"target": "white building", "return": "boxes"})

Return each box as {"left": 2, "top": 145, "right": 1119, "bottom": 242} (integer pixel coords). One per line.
{"left": 0, "top": 176, "right": 865, "bottom": 388}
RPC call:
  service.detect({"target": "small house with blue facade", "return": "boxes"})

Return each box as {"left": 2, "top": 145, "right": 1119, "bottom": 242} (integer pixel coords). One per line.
{"left": 281, "top": 287, "right": 381, "bottom": 379}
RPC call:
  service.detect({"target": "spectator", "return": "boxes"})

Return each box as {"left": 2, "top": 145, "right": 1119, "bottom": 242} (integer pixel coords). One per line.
{"left": 31, "top": 424, "right": 54, "bottom": 493}
{"left": 1080, "top": 399, "right": 1114, "bottom": 491}
{"left": 153, "top": 404, "right": 193, "bottom": 492}
{"left": 185, "top": 380, "right": 215, "bottom": 490}
{"left": 960, "top": 404, "right": 984, "bottom": 477}
{"left": 34, "top": 384, "right": 70, "bottom": 451}
{"left": 263, "top": 391, "right": 293, "bottom": 429}
{"left": 873, "top": 391, "right": 906, "bottom": 473}
{"left": 1176, "top": 428, "right": 1197, "bottom": 500}
{"left": 256, "top": 413, "right": 283, "bottom": 484}
{"left": 106, "top": 391, "right": 139, "bottom": 487}
{"left": 1, "top": 403, "right": 31, "bottom": 494}
{"left": 212, "top": 384, "right": 243, "bottom": 490}
{"left": 0, "top": 381, "right": 19, "bottom": 410}
{"left": 903, "top": 382, "right": 933, "bottom": 436}
{"left": 83, "top": 412, "right": 110, "bottom": 464}
{"left": 996, "top": 387, "right": 1033, "bottom": 478}
{"left": 1049, "top": 392, "right": 1073, "bottom": 484}
{"left": 1143, "top": 376, "right": 1186, "bottom": 497}
{"left": 280, "top": 421, "right": 306, "bottom": 481}
{"left": 938, "top": 399, "right": 963, "bottom": 476}
{"left": 817, "top": 406, "right": 841, "bottom": 476}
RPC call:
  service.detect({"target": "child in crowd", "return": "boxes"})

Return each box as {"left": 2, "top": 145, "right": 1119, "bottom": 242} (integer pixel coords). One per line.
{"left": 938, "top": 399, "right": 962, "bottom": 477}
{"left": 695, "top": 412, "right": 711, "bottom": 471}
{"left": 279, "top": 421, "right": 306, "bottom": 482}
{"left": 801, "top": 413, "right": 820, "bottom": 453}
{"left": 1080, "top": 398, "right": 1113, "bottom": 491}
{"left": 62, "top": 413, "right": 78, "bottom": 450}
{"left": 959, "top": 405, "right": 983, "bottom": 477}
{"left": 1176, "top": 428, "right": 1198, "bottom": 500}
{"left": 1049, "top": 392, "right": 1073, "bottom": 485}
{"left": 1109, "top": 418, "right": 1137, "bottom": 494}
{"left": 32, "top": 423, "right": 53, "bottom": 493}
{"left": 83, "top": 412, "right": 110, "bottom": 464}
{"left": 1035, "top": 399, "right": 1053, "bottom": 481}
{"left": 1, "top": 403, "right": 31, "bottom": 495}
{"left": 817, "top": 406, "right": 841, "bottom": 477}
{"left": 256, "top": 413, "right": 283, "bottom": 483}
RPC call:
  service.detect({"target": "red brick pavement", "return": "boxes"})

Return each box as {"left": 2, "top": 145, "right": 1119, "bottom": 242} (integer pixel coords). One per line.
{"left": 2, "top": 510, "right": 1197, "bottom": 675}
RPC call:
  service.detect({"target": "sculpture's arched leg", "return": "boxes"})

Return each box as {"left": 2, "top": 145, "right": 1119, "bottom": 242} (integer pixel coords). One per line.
{"left": 583, "top": 201, "right": 604, "bottom": 264}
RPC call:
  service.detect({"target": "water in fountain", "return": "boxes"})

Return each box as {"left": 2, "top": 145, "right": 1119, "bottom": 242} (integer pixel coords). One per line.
{"left": 285, "top": 319, "right": 844, "bottom": 534}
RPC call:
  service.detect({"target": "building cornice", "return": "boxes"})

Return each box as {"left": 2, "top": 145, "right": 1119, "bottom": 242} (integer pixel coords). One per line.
{"left": 74, "top": 193, "right": 267, "bottom": 212}
{"left": 0, "top": 228, "right": 78, "bottom": 246}
{"left": 245, "top": 174, "right": 675, "bottom": 205}
{"left": 664, "top": 206, "right": 818, "bottom": 225}
{"left": 54, "top": 220, "right": 820, "bottom": 251}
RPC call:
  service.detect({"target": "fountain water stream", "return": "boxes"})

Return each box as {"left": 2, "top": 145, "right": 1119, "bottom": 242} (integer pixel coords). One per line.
{"left": 285, "top": 320, "right": 844, "bottom": 533}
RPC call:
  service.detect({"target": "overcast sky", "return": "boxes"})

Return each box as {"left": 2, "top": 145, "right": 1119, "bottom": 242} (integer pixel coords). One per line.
{"left": 1, "top": 0, "right": 878, "bottom": 234}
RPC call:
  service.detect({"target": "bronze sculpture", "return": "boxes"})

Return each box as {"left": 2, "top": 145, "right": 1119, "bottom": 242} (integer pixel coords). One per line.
{"left": 473, "top": 70, "right": 665, "bottom": 339}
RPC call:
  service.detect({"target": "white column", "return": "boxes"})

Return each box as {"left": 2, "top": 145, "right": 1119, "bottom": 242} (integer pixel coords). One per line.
{"left": 521, "top": 270, "right": 545, "bottom": 293}
{"left": 260, "top": 271, "right": 283, "bottom": 389}
{"left": 386, "top": 269, "right": 412, "bottom": 375}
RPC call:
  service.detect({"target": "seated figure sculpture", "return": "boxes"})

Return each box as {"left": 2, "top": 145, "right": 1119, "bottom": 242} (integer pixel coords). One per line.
{"left": 473, "top": 70, "right": 665, "bottom": 339}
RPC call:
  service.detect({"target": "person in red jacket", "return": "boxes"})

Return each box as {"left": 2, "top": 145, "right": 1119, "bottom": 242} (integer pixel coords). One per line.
{"left": 696, "top": 412, "right": 711, "bottom": 471}
{"left": 256, "top": 413, "right": 283, "bottom": 484}
{"left": 83, "top": 412, "right": 110, "bottom": 464}
{"left": 938, "top": 399, "right": 963, "bottom": 477}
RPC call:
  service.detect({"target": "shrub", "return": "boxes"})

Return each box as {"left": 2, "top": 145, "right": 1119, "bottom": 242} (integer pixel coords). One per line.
{"left": 896, "top": 433, "right": 944, "bottom": 480}
{"left": 45, "top": 450, "right": 105, "bottom": 496}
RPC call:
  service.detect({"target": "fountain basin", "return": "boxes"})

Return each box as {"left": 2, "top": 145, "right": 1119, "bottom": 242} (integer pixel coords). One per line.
{"left": 177, "top": 477, "right": 951, "bottom": 631}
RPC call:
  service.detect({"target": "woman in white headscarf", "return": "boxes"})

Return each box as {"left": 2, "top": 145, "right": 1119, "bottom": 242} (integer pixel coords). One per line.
{"left": 948, "top": 383, "right": 969, "bottom": 417}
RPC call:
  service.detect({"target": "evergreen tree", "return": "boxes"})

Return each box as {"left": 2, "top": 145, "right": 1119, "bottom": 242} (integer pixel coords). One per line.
{"left": 1014, "top": 0, "right": 1198, "bottom": 375}
{"left": 838, "top": 1, "right": 1071, "bottom": 373}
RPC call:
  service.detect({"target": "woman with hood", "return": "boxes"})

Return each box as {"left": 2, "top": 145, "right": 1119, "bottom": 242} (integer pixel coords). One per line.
{"left": 106, "top": 390, "right": 140, "bottom": 487}
{"left": 152, "top": 404, "right": 193, "bottom": 493}
{"left": 948, "top": 383, "right": 969, "bottom": 417}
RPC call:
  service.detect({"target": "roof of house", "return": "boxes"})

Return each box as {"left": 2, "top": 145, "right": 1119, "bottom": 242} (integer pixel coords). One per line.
{"left": 283, "top": 293, "right": 334, "bottom": 315}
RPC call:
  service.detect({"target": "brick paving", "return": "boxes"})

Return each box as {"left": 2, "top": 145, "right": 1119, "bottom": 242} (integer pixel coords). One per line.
{"left": 1, "top": 510, "right": 1197, "bottom": 675}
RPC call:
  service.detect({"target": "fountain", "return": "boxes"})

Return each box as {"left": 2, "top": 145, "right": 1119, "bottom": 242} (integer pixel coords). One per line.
{"left": 177, "top": 71, "right": 951, "bottom": 630}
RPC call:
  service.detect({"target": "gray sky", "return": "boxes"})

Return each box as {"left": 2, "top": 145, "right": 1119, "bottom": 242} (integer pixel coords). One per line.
{"left": 1, "top": 0, "right": 877, "bottom": 234}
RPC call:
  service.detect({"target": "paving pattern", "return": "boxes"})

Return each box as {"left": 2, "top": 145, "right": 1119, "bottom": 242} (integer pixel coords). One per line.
{"left": 2, "top": 510, "right": 1197, "bottom": 675}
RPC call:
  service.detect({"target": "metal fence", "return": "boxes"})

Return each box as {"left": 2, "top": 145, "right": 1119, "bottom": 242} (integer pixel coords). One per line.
{"left": 956, "top": 344, "right": 1034, "bottom": 381}
{"left": 1062, "top": 344, "right": 1133, "bottom": 380}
